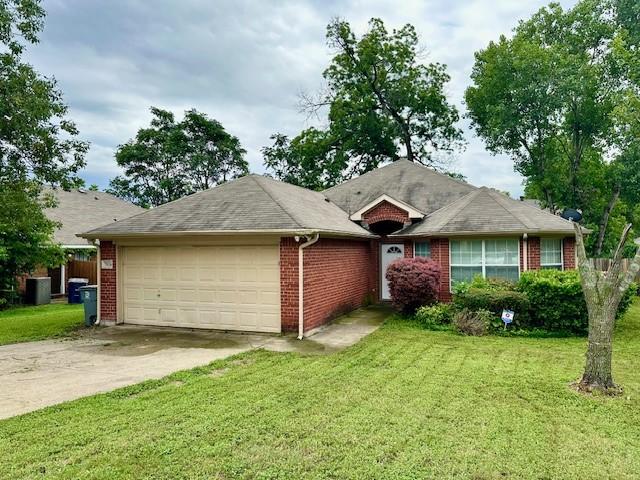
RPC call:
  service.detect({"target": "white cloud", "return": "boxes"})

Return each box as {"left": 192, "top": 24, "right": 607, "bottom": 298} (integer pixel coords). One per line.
{"left": 27, "top": 0, "right": 577, "bottom": 196}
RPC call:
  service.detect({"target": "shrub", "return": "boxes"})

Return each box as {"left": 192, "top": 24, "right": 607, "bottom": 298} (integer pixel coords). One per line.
{"left": 453, "top": 286, "right": 530, "bottom": 329}
{"left": 452, "top": 308, "right": 493, "bottom": 336}
{"left": 385, "top": 257, "right": 441, "bottom": 314}
{"left": 618, "top": 282, "right": 638, "bottom": 319}
{"left": 415, "top": 303, "right": 453, "bottom": 327}
{"left": 517, "top": 270, "right": 636, "bottom": 333}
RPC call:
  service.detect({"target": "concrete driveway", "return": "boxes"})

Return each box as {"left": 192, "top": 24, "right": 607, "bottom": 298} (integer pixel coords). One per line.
{"left": 0, "top": 306, "right": 388, "bottom": 419}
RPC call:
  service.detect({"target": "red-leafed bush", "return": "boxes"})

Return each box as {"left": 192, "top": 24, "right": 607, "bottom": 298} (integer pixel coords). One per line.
{"left": 385, "top": 257, "right": 441, "bottom": 314}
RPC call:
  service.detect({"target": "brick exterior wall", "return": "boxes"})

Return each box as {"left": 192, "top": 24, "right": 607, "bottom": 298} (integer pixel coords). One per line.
{"left": 527, "top": 237, "right": 541, "bottom": 270}
{"left": 362, "top": 201, "right": 410, "bottom": 227}
{"left": 280, "top": 237, "right": 375, "bottom": 333}
{"left": 99, "top": 241, "right": 117, "bottom": 322}
{"left": 428, "top": 238, "right": 451, "bottom": 302}
{"left": 563, "top": 237, "right": 576, "bottom": 270}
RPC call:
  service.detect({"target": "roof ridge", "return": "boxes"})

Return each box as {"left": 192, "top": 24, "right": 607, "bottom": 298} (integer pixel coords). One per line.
{"left": 251, "top": 176, "right": 304, "bottom": 229}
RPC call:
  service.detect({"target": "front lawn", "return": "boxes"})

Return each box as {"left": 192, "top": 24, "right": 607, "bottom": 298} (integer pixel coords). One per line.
{"left": 1, "top": 303, "right": 639, "bottom": 479}
{"left": 0, "top": 303, "right": 84, "bottom": 346}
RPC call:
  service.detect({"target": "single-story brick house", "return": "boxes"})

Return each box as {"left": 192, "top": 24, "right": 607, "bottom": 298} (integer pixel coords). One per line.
{"left": 80, "top": 160, "right": 577, "bottom": 337}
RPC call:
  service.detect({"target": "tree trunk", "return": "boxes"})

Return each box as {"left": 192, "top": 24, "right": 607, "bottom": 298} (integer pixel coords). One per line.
{"left": 579, "top": 302, "right": 616, "bottom": 389}
{"left": 595, "top": 187, "right": 620, "bottom": 256}
{"left": 404, "top": 132, "right": 414, "bottom": 162}
{"left": 572, "top": 221, "right": 640, "bottom": 394}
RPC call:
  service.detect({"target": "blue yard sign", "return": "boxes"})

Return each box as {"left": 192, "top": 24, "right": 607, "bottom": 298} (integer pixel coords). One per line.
{"left": 501, "top": 309, "right": 514, "bottom": 327}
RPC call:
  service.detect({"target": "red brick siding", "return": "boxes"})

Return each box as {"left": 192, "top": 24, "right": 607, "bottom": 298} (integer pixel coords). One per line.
{"left": 563, "top": 237, "right": 576, "bottom": 270}
{"left": 280, "top": 237, "right": 375, "bottom": 333}
{"left": 279, "top": 238, "right": 299, "bottom": 332}
{"left": 99, "top": 241, "right": 117, "bottom": 322}
{"left": 428, "top": 238, "right": 451, "bottom": 302}
{"left": 404, "top": 240, "right": 414, "bottom": 258}
{"left": 370, "top": 239, "right": 380, "bottom": 301}
{"left": 362, "top": 201, "right": 409, "bottom": 226}
{"left": 528, "top": 237, "right": 541, "bottom": 270}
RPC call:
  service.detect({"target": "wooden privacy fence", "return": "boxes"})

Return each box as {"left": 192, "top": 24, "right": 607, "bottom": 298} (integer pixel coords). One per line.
{"left": 68, "top": 259, "right": 97, "bottom": 285}
{"left": 593, "top": 258, "right": 640, "bottom": 281}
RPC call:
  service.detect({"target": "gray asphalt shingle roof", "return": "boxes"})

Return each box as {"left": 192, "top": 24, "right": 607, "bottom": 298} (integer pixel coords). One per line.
{"left": 323, "top": 159, "right": 476, "bottom": 216}
{"left": 392, "top": 187, "right": 577, "bottom": 237}
{"left": 81, "top": 175, "right": 375, "bottom": 239}
{"left": 43, "top": 188, "right": 146, "bottom": 246}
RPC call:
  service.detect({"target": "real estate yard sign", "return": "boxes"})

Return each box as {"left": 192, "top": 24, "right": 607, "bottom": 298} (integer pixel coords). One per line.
{"left": 501, "top": 309, "right": 514, "bottom": 328}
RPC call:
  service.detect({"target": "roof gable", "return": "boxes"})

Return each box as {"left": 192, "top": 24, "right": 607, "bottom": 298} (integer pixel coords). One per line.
{"left": 350, "top": 194, "right": 424, "bottom": 221}
{"left": 323, "top": 159, "right": 476, "bottom": 216}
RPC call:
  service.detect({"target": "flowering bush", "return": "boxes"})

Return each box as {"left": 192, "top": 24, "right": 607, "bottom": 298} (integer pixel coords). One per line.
{"left": 385, "top": 257, "right": 441, "bottom": 314}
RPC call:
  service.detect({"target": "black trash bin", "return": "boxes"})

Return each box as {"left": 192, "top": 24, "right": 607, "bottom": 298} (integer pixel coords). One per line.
{"left": 68, "top": 278, "right": 89, "bottom": 304}
{"left": 79, "top": 285, "right": 98, "bottom": 326}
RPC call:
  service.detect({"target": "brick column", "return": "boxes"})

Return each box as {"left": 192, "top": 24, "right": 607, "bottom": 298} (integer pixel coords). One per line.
{"left": 430, "top": 238, "right": 451, "bottom": 302}
{"left": 563, "top": 237, "right": 576, "bottom": 270}
{"left": 99, "top": 241, "right": 117, "bottom": 322}
{"left": 528, "top": 237, "right": 541, "bottom": 270}
{"left": 279, "top": 238, "right": 299, "bottom": 332}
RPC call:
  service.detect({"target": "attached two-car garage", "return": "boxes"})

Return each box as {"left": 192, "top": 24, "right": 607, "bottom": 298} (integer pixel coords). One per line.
{"left": 119, "top": 244, "right": 281, "bottom": 333}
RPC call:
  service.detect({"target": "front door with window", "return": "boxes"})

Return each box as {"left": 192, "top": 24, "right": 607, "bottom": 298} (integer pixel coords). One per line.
{"left": 381, "top": 244, "right": 404, "bottom": 300}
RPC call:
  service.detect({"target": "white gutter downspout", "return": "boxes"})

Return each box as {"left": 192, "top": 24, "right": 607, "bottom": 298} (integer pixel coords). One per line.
{"left": 298, "top": 233, "right": 320, "bottom": 340}
{"left": 523, "top": 233, "right": 528, "bottom": 272}
{"left": 95, "top": 240, "right": 101, "bottom": 326}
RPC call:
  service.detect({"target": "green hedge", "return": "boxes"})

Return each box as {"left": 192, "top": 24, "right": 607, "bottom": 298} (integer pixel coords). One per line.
{"left": 452, "top": 270, "right": 638, "bottom": 334}
{"left": 518, "top": 270, "right": 637, "bottom": 333}
{"left": 453, "top": 287, "right": 530, "bottom": 329}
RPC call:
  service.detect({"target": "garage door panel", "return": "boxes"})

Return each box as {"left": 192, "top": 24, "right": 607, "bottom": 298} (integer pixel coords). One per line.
{"left": 121, "top": 245, "right": 280, "bottom": 332}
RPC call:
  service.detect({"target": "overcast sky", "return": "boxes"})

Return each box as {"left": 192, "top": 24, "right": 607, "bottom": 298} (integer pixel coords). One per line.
{"left": 26, "top": 0, "right": 576, "bottom": 197}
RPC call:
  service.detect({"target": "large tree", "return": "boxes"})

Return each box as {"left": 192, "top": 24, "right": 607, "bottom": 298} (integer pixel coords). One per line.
{"left": 573, "top": 222, "right": 640, "bottom": 393}
{"left": 0, "top": 0, "right": 88, "bottom": 187}
{"left": 263, "top": 18, "right": 464, "bottom": 190}
{"left": 465, "top": 0, "right": 640, "bottom": 256}
{"left": 0, "top": 0, "right": 88, "bottom": 301}
{"left": 108, "top": 108, "right": 248, "bottom": 208}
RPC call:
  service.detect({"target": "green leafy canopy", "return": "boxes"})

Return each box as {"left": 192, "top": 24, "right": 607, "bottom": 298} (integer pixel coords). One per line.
{"left": 465, "top": 0, "right": 640, "bottom": 256}
{"left": 263, "top": 17, "right": 464, "bottom": 190}
{"left": 108, "top": 107, "right": 248, "bottom": 208}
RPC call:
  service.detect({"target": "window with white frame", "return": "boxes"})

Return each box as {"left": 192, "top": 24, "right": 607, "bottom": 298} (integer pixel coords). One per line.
{"left": 414, "top": 241, "right": 431, "bottom": 257}
{"left": 450, "top": 238, "right": 520, "bottom": 286}
{"left": 540, "top": 238, "right": 563, "bottom": 270}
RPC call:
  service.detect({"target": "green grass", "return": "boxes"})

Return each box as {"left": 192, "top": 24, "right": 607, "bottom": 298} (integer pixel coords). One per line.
{"left": 1, "top": 303, "right": 640, "bottom": 479}
{"left": 0, "top": 303, "right": 84, "bottom": 345}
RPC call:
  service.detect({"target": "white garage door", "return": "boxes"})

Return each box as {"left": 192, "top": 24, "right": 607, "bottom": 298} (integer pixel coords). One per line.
{"left": 120, "top": 245, "right": 281, "bottom": 332}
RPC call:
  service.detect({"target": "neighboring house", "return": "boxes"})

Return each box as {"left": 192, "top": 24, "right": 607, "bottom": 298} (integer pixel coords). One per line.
{"left": 80, "top": 160, "right": 577, "bottom": 337}
{"left": 22, "top": 188, "right": 145, "bottom": 296}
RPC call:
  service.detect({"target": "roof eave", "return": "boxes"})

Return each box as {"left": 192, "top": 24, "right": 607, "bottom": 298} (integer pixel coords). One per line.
{"left": 390, "top": 228, "right": 586, "bottom": 238}
{"left": 78, "top": 228, "right": 378, "bottom": 241}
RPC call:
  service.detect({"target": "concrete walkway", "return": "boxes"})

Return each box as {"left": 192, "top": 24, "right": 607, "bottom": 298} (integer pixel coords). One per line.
{"left": 0, "top": 306, "right": 388, "bottom": 419}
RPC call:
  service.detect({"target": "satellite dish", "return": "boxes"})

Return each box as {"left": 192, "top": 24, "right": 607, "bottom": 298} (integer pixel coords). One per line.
{"left": 561, "top": 208, "right": 582, "bottom": 222}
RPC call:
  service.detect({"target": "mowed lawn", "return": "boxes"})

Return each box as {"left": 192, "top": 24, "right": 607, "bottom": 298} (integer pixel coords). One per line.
{"left": 1, "top": 304, "right": 639, "bottom": 479}
{"left": 0, "top": 303, "right": 84, "bottom": 345}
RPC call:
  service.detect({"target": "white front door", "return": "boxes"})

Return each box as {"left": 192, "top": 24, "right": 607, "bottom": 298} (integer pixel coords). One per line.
{"left": 381, "top": 244, "right": 404, "bottom": 300}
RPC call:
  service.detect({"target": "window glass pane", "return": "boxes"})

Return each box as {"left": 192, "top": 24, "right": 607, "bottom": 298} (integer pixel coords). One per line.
{"left": 451, "top": 266, "right": 483, "bottom": 284}
{"left": 485, "top": 266, "right": 520, "bottom": 282}
{"left": 541, "top": 265, "right": 562, "bottom": 270}
{"left": 414, "top": 242, "right": 431, "bottom": 257}
{"left": 451, "top": 240, "right": 482, "bottom": 265}
{"left": 485, "top": 238, "right": 519, "bottom": 265}
{"left": 541, "top": 238, "right": 562, "bottom": 266}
